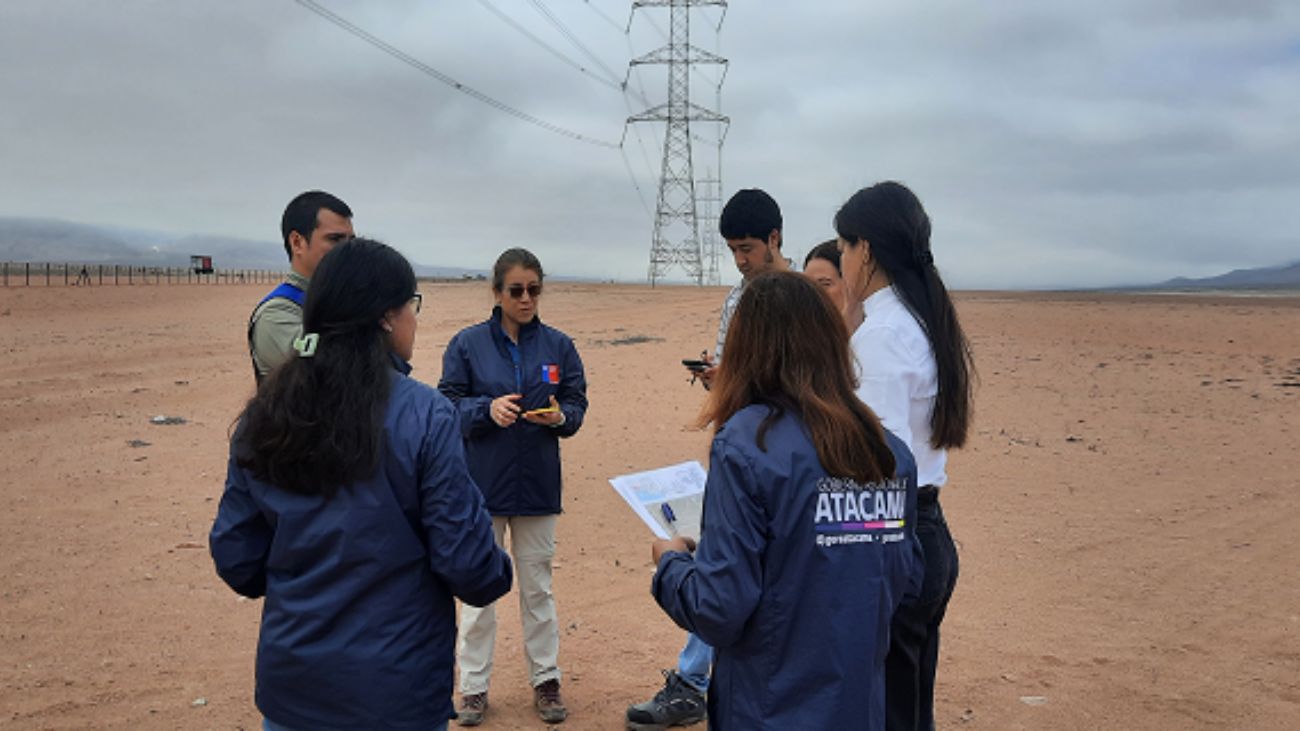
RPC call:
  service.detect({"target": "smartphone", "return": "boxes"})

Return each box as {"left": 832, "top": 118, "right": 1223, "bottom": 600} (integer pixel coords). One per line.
{"left": 681, "top": 359, "right": 709, "bottom": 371}
{"left": 523, "top": 406, "right": 560, "bottom": 416}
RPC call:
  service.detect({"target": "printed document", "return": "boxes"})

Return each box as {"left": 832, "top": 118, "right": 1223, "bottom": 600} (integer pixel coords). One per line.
{"left": 608, "top": 460, "right": 706, "bottom": 540}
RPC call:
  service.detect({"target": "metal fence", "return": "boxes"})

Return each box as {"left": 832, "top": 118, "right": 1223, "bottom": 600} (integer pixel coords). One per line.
{"left": 1, "top": 262, "right": 284, "bottom": 287}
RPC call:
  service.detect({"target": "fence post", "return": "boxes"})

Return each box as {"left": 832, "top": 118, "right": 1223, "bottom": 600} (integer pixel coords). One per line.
{"left": 46, "top": 262, "right": 51, "bottom": 286}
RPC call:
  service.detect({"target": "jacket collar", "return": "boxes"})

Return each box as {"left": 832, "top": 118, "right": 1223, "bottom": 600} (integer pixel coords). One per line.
{"left": 490, "top": 305, "right": 541, "bottom": 345}
{"left": 285, "top": 270, "right": 310, "bottom": 291}
{"left": 388, "top": 351, "right": 413, "bottom": 376}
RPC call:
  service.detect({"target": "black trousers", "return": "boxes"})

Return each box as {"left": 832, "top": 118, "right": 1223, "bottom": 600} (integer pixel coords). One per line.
{"left": 885, "top": 488, "right": 959, "bottom": 731}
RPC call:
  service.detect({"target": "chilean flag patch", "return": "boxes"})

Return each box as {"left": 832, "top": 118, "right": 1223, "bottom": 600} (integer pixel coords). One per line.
{"left": 542, "top": 364, "right": 560, "bottom": 384}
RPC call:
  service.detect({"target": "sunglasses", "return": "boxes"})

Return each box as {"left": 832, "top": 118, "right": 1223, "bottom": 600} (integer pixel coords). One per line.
{"left": 409, "top": 292, "right": 423, "bottom": 315}
{"left": 506, "top": 283, "right": 543, "bottom": 300}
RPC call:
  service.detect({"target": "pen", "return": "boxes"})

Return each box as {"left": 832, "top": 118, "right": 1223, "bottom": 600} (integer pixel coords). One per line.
{"left": 661, "top": 502, "right": 676, "bottom": 526}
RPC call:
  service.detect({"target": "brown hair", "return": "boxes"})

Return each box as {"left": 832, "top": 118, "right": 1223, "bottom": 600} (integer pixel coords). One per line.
{"left": 492, "top": 248, "right": 544, "bottom": 291}
{"left": 701, "top": 271, "right": 895, "bottom": 483}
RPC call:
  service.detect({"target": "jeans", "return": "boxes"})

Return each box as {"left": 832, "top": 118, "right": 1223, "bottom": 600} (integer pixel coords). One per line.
{"left": 676, "top": 632, "right": 713, "bottom": 693}
{"left": 885, "top": 488, "right": 960, "bottom": 731}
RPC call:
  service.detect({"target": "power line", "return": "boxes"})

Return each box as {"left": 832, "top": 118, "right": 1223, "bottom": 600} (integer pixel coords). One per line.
{"left": 476, "top": 0, "right": 623, "bottom": 92}
{"left": 292, "top": 0, "right": 620, "bottom": 149}
{"left": 619, "top": 142, "right": 654, "bottom": 216}
{"left": 582, "top": 0, "right": 626, "bottom": 34}
{"left": 527, "top": 0, "right": 625, "bottom": 87}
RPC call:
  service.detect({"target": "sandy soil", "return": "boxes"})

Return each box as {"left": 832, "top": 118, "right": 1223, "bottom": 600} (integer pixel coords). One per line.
{"left": 1, "top": 281, "right": 1297, "bottom": 730}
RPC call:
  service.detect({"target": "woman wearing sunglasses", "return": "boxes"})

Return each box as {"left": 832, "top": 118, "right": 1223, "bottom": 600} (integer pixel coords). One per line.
{"left": 438, "top": 247, "right": 588, "bottom": 726}
{"left": 211, "top": 239, "right": 513, "bottom": 731}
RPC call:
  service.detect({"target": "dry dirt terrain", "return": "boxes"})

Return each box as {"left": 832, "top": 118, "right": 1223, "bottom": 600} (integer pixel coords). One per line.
{"left": 1, "top": 281, "right": 1298, "bottom": 730}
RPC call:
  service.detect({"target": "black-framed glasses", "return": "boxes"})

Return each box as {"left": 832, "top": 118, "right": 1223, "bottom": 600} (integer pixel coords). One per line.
{"left": 409, "top": 292, "right": 423, "bottom": 315}
{"left": 507, "top": 283, "right": 543, "bottom": 300}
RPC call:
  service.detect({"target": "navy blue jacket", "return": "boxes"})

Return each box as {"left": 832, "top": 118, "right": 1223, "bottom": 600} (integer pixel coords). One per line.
{"left": 652, "top": 405, "right": 923, "bottom": 730}
{"left": 438, "top": 307, "right": 587, "bottom": 515}
{"left": 210, "top": 368, "right": 513, "bottom": 730}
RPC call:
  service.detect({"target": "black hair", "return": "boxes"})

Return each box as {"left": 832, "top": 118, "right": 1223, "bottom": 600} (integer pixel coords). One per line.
{"left": 803, "top": 239, "right": 842, "bottom": 273}
{"left": 719, "top": 188, "right": 783, "bottom": 246}
{"left": 492, "top": 247, "right": 545, "bottom": 291}
{"left": 236, "top": 238, "right": 416, "bottom": 496}
{"left": 280, "top": 190, "right": 353, "bottom": 262}
{"left": 834, "top": 181, "right": 974, "bottom": 450}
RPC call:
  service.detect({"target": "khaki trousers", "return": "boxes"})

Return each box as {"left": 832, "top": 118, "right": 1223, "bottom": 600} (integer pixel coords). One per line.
{"left": 457, "top": 514, "right": 560, "bottom": 694}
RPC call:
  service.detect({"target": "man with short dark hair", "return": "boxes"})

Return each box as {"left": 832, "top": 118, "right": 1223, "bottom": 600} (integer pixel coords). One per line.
{"left": 248, "top": 190, "right": 354, "bottom": 382}
{"left": 627, "top": 188, "right": 788, "bottom": 731}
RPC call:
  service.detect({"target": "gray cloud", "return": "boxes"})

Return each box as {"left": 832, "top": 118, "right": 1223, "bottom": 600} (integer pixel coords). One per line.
{"left": 1, "top": 0, "right": 1296, "bottom": 288}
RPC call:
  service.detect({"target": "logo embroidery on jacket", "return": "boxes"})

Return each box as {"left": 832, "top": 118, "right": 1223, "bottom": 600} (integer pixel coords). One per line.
{"left": 814, "top": 477, "right": 908, "bottom": 547}
{"left": 541, "top": 364, "right": 560, "bottom": 384}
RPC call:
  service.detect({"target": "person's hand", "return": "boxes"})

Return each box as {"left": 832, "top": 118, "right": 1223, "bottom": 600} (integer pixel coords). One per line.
{"left": 698, "top": 364, "right": 718, "bottom": 388}
{"left": 522, "top": 395, "right": 565, "bottom": 426}
{"left": 651, "top": 536, "right": 697, "bottom": 564}
{"left": 490, "top": 393, "right": 523, "bottom": 427}
{"left": 691, "top": 353, "right": 716, "bottom": 389}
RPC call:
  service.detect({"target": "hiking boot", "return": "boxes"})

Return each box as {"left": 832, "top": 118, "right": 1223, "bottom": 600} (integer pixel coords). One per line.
{"left": 534, "top": 678, "right": 568, "bottom": 723}
{"left": 626, "top": 669, "right": 707, "bottom": 730}
{"left": 456, "top": 692, "right": 488, "bottom": 727}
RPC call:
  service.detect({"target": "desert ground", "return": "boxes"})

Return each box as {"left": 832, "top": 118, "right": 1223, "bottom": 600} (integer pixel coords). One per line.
{"left": 1, "top": 280, "right": 1298, "bottom": 730}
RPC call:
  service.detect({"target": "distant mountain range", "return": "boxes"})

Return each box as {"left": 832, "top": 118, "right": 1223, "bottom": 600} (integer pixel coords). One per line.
{"left": 1151, "top": 260, "right": 1300, "bottom": 291}
{"left": 0, "top": 216, "right": 487, "bottom": 280}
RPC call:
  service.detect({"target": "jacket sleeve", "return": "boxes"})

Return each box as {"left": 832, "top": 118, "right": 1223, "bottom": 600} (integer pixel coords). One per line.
{"left": 209, "top": 451, "right": 271, "bottom": 598}
{"left": 437, "top": 332, "right": 496, "bottom": 440}
{"left": 418, "top": 398, "right": 513, "bottom": 607}
{"left": 651, "top": 438, "right": 765, "bottom": 648}
{"left": 250, "top": 299, "right": 302, "bottom": 378}
{"left": 898, "top": 442, "right": 925, "bottom": 604}
{"left": 552, "top": 335, "right": 587, "bottom": 438}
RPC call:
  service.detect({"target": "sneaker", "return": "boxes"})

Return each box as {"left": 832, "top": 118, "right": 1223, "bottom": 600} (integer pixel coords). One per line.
{"left": 456, "top": 692, "right": 488, "bottom": 727}
{"left": 534, "top": 678, "right": 568, "bottom": 723}
{"left": 625, "top": 669, "right": 707, "bottom": 730}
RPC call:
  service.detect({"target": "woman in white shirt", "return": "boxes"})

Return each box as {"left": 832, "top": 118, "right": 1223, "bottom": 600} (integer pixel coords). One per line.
{"left": 834, "top": 181, "right": 974, "bottom": 731}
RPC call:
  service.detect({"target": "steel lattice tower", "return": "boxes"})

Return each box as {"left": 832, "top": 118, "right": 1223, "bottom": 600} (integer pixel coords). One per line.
{"left": 628, "top": 0, "right": 728, "bottom": 286}
{"left": 696, "top": 169, "right": 722, "bottom": 285}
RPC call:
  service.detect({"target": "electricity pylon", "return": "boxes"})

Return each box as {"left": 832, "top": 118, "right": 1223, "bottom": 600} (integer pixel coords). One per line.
{"left": 697, "top": 169, "right": 722, "bottom": 285}
{"left": 627, "top": 0, "right": 728, "bottom": 286}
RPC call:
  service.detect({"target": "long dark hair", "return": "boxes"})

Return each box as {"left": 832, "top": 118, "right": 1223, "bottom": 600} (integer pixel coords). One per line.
{"left": 834, "top": 181, "right": 973, "bottom": 449}
{"left": 702, "top": 271, "right": 895, "bottom": 483}
{"left": 236, "top": 238, "right": 416, "bottom": 496}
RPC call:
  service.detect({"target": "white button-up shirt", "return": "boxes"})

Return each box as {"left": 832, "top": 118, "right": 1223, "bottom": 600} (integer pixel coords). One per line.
{"left": 851, "top": 286, "right": 947, "bottom": 488}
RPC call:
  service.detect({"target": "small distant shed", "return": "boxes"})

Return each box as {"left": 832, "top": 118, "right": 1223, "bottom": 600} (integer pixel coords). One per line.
{"left": 190, "top": 254, "right": 214, "bottom": 274}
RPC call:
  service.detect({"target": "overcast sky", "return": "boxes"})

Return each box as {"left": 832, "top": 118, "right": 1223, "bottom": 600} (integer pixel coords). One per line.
{"left": 2, "top": 0, "right": 1297, "bottom": 288}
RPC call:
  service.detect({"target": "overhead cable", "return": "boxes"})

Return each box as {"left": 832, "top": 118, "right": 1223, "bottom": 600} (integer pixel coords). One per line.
{"left": 582, "top": 0, "right": 627, "bottom": 34}
{"left": 292, "top": 0, "right": 620, "bottom": 149}
{"left": 527, "top": 0, "right": 625, "bottom": 86}
{"left": 476, "top": 0, "right": 623, "bottom": 92}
